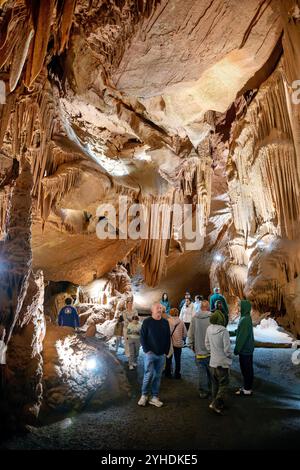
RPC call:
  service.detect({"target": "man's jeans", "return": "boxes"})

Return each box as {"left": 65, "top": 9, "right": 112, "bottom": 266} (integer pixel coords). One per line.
{"left": 196, "top": 356, "right": 211, "bottom": 394}
{"left": 142, "top": 352, "right": 165, "bottom": 397}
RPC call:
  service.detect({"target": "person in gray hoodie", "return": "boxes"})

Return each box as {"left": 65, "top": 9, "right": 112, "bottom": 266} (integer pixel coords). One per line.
{"left": 205, "top": 310, "right": 232, "bottom": 414}
{"left": 188, "top": 300, "right": 212, "bottom": 398}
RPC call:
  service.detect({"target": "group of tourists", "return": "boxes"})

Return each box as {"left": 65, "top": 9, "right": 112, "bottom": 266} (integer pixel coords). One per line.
{"left": 137, "top": 288, "right": 254, "bottom": 413}
{"left": 57, "top": 287, "right": 255, "bottom": 415}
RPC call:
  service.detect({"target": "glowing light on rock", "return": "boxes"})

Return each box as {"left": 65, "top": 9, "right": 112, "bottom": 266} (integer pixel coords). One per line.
{"left": 86, "top": 357, "right": 97, "bottom": 371}
{"left": 257, "top": 240, "right": 265, "bottom": 249}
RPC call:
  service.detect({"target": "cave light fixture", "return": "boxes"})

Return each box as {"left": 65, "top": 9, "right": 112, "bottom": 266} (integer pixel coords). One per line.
{"left": 134, "top": 149, "right": 152, "bottom": 162}
{"left": 257, "top": 240, "right": 266, "bottom": 249}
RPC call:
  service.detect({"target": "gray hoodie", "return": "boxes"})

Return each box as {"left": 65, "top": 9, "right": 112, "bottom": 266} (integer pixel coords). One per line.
{"left": 188, "top": 310, "right": 211, "bottom": 356}
{"left": 205, "top": 324, "right": 232, "bottom": 368}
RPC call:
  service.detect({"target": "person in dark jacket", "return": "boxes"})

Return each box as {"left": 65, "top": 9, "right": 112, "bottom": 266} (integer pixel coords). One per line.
{"left": 160, "top": 292, "right": 171, "bottom": 316}
{"left": 179, "top": 291, "right": 191, "bottom": 311}
{"left": 209, "top": 287, "right": 229, "bottom": 318}
{"left": 138, "top": 302, "right": 171, "bottom": 408}
{"left": 58, "top": 298, "right": 80, "bottom": 328}
{"left": 232, "top": 300, "right": 255, "bottom": 396}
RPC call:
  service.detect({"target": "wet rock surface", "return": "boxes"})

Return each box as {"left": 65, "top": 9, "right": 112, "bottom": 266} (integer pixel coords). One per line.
{"left": 41, "top": 325, "right": 129, "bottom": 418}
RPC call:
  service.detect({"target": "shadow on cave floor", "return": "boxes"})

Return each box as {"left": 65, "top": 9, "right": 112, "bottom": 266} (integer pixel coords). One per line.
{"left": 1, "top": 347, "right": 300, "bottom": 450}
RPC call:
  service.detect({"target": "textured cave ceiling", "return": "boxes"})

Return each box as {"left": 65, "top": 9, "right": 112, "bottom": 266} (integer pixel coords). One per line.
{"left": 0, "top": 0, "right": 300, "bottom": 330}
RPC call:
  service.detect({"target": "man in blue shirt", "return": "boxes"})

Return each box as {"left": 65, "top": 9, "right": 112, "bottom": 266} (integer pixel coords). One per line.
{"left": 138, "top": 302, "right": 170, "bottom": 408}
{"left": 58, "top": 298, "right": 80, "bottom": 329}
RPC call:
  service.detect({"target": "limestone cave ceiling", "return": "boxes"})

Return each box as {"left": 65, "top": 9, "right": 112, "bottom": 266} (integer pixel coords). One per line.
{"left": 0, "top": 0, "right": 300, "bottom": 331}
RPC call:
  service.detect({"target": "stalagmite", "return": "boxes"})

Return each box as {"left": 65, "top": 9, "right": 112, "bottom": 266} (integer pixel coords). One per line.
{"left": 0, "top": 158, "right": 33, "bottom": 343}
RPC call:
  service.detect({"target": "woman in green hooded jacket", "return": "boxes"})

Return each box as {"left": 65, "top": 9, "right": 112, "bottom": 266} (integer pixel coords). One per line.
{"left": 233, "top": 300, "right": 255, "bottom": 396}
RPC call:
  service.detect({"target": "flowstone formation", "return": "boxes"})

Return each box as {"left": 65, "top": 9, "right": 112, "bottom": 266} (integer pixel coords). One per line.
{"left": 0, "top": 0, "right": 300, "bottom": 428}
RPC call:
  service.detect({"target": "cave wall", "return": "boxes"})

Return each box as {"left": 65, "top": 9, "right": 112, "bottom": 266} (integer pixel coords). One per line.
{"left": 211, "top": 1, "right": 300, "bottom": 334}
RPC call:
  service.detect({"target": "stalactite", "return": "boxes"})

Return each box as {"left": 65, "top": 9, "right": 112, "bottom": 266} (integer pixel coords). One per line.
{"left": 40, "top": 164, "right": 82, "bottom": 221}
{"left": 159, "top": 150, "right": 212, "bottom": 238}
{"left": 122, "top": 244, "right": 141, "bottom": 277}
{"left": 140, "top": 191, "right": 174, "bottom": 287}
{"left": 245, "top": 238, "right": 300, "bottom": 311}
{"left": 228, "top": 69, "right": 298, "bottom": 239}
{"left": 9, "top": 21, "right": 34, "bottom": 92}
{"left": 210, "top": 247, "right": 247, "bottom": 302}
{"left": 279, "top": 0, "right": 300, "bottom": 181}
{"left": 0, "top": 185, "right": 11, "bottom": 234}
{"left": 0, "top": 0, "right": 76, "bottom": 93}
{"left": 0, "top": 2, "right": 26, "bottom": 70}
{"left": 55, "top": 0, "right": 77, "bottom": 55}
{"left": 24, "top": 0, "right": 55, "bottom": 89}
{"left": 0, "top": 86, "right": 16, "bottom": 149}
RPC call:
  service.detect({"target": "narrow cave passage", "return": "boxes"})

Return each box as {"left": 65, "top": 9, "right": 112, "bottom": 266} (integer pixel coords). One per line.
{"left": 1, "top": 0, "right": 300, "bottom": 456}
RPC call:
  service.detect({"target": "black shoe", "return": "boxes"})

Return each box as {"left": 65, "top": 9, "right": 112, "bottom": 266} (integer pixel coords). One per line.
{"left": 164, "top": 372, "right": 172, "bottom": 378}
{"left": 174, "top": 374, "right": 181, "bottom": 379}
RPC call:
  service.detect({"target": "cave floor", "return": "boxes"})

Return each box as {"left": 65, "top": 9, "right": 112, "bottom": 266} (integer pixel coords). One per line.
{"left": 2, "top": 347, "right": 300, "bottom": 450}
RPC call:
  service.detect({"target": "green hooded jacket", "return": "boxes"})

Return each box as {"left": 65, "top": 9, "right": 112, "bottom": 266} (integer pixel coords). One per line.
{"left": 234, "top": 300, "right": 254, "bottom": 355}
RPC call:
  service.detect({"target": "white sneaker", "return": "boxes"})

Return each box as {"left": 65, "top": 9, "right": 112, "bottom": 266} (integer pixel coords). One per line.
{"left": 138, "top": 395, "right": 148, "bottom": 406}
{"left": 129, "top": 365, "right": 134, "bottom": 370}
{"left": 149, "top": 397, "right": 163, "bottom": 408}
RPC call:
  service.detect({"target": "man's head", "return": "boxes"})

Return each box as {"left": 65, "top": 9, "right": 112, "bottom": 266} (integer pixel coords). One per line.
{"left": 65, "top": 297, "right": 73, "bottom": 306}
{"left": 214, "top": 287, "right": 220, "bottom": 294}
{"left": 195, "top": 295, "right": 203, "bottom": 302}
{"left": 201, "top": 300, "right": 210, "bottom": 311}
{"left": 162, "top": 292, "right": 168, "bottom": 301}
{"left": 151, "top": 302, "right": 163, "bottom": 320}
{"left": 132, "top": 315, "right": 139, "bottom": 323}
{"left": 185, "top": 298, "right": 191, "bottom": 306}
{"left": 215, "top": 300, "right": 223, "bottom": 311}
